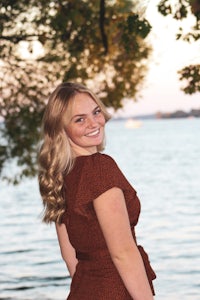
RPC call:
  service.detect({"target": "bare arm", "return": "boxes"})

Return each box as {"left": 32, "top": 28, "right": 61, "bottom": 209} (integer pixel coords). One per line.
{"left": 55, "top": 223, "right": 78, "bottom": 277}
{"left": 93, "top": 187, "right": 154, "bottom": 300}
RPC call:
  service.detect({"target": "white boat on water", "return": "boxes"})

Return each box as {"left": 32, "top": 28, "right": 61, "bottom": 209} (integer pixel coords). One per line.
{"left": 125, "top": 118, "right": 142, "bottom": 129}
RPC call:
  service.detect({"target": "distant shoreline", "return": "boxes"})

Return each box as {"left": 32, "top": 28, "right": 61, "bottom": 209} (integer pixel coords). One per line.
{"left": 112, "top": 108, "right": 200, "bottom": 120}
{"left": 155, "top": 108, "right": 200, "bottom": 119}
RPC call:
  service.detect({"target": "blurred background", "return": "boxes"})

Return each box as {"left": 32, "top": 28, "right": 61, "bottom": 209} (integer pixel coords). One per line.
{"left": 0, "top": 0, "right": 200, "bottom": 299}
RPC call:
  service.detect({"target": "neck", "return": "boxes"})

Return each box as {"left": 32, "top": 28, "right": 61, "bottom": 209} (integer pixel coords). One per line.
{"left": 70, "top": 142, "right": 97, "bottom": 157}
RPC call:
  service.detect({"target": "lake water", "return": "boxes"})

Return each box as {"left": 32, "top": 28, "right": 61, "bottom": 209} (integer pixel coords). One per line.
{"left": 0, "top": 118, "right": 200, "bottom": 300}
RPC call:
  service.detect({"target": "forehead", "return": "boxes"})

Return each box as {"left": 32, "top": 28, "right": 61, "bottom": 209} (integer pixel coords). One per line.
{"left": 71, "top": 92, "right": 97, "bottom": 114}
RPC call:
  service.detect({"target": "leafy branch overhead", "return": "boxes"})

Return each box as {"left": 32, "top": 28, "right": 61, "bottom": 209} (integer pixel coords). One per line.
{"left": 0, "top": 0, "right": 152, "bottom": 183}
{"left": 158, "top": 0, "right": 200, "bottom": 93}
{"left": 178, "top": 64, "right": 200, "bottom": 94}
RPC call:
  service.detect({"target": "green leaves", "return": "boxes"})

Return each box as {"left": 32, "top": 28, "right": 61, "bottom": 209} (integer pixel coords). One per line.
{"left": 158, "top": 0, "right": 200, "bottom": 96}
{"left": 119, "top": 13, "right": 151, "bottom": 53}
{"left": 179, "top": 64, "right": 200, "bottom": 94}
{"left": 0, "top": 0, "right": 152, "bottom": 182}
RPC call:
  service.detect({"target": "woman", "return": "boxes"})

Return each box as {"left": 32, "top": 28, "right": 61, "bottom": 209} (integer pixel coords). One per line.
{"left": 38, "top": 82, "right": 156, "bottom": 300}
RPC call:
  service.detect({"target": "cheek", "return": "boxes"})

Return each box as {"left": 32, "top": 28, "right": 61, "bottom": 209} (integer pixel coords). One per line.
{"left": 65, "top": 126, "right": 75, "bottom": 140}
{"left": 99, "top": 115, "right": 106, "bottom": 126}
{"left": 66, "top": 125, "right": 83, "bottom": 141}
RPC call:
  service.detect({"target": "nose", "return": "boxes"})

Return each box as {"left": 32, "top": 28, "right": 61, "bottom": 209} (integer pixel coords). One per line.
{"left": 87, "top": 116, "right": 97, "bottom": 128}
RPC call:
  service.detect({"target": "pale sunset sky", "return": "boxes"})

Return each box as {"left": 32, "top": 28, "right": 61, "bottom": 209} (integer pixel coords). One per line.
{"left": 18, "top": 0, "right": 200, "bottom": 117}
{"left": 115, "top": 0, "right": 200, "bottom": 117}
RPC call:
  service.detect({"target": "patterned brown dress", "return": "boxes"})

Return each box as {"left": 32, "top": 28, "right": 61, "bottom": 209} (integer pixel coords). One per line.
{"left": 62, "top": 152, "right": 156, "bottom": 299}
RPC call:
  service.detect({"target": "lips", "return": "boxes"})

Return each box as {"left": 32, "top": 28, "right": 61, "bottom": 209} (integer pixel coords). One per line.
{"left": 85, "top": 129, "right": 100, "bottom": 137}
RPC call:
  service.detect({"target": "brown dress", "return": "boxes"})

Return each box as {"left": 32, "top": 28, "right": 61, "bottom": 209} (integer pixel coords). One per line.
{"left": 62, "top": 152, "right": 156, "bottom": 299}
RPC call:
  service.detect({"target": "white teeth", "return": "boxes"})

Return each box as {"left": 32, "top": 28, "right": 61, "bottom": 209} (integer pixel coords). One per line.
{"left": 86, "top": 129, "right": 99, "bottom": 136}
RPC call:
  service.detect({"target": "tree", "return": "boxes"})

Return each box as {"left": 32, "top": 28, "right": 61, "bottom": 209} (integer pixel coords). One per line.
{"left": 0, "top": 0, "right": 152, "bottom": 183}
{"left": 157, "top": 0, "right": 200, "bottom": 94}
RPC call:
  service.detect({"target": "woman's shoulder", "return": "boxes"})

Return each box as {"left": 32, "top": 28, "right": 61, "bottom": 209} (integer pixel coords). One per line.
{"left": 73, "top": 152, "right": 120, "bottom": 179}
{"left": 95, "top": 152, "right": 116, "bottom": 163}
{"left": 93, "top": 152, "right": 120, "bottom": 172}
{"left": 76, "top": 152, "right": 117, "bottom": 166}
{"left": 66, "top": 153, "right": 121, "bottom": 184}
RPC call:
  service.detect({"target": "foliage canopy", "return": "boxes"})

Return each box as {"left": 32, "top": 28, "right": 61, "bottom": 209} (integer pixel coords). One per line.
{"left": 0, "top": 0, "right": 152, "bottom": 183}
{"left": 158, "top": 0, "right": 200, "bottom": 94}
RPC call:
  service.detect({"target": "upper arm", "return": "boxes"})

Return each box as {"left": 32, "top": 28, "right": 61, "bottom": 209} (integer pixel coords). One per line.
{"left": 94, "top": 188, "right": 155, "bottom": 299}
{"left": 93, "top": 187, "right": 136, "bottom": 258}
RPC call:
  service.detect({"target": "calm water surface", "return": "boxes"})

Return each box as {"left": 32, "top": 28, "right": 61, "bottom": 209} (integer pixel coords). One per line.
{"left": 0, "top": 118, "right": 200, "bottom": 299}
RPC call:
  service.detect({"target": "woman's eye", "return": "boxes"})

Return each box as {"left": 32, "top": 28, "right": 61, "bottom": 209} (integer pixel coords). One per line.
{"left": 94, "top": 108, "right": 101, "bottom": 115}
{"left": 75, "top": 117, "right": 84, "bottom": 123}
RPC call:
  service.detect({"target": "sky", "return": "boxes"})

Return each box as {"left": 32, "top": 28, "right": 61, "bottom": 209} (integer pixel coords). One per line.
{"left": 17, "top": 0, "right": 200, "bottom": 118}
{"left": 114, "top": 0, "right": 200, "bottom": 117}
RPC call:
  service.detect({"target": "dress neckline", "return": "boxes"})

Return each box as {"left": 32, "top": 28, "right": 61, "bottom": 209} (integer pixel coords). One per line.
{"left": 75, "top": 152, "right": 100, "bottom": 159}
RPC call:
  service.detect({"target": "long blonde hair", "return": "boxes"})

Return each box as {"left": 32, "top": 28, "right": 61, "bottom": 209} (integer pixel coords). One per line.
{"left": 38, "top": 82, "right": 111, "bottom": 223}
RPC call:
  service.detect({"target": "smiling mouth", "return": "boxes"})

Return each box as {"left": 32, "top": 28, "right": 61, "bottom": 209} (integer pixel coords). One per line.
{"left": 86, "top": 129, "right": 100, "bottom": 137}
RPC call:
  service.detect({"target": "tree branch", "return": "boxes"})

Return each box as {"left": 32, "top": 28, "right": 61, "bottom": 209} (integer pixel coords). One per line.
{"left": 0, "top": 34, "right": 54, "bottom": 44}
{"left": 99, "top": 0, "right": 108, "bottom": 54}
{"left": 0, "top": 34, "right": 39, "bottom": 43}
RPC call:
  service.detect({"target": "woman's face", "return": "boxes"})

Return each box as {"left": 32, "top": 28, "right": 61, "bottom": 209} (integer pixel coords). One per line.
{"left": 65, "top": 92, "right": 106, "bottom": 156}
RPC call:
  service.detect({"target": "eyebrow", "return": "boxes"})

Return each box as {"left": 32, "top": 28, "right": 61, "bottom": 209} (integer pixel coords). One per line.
{"left": 71, "top": 105, "right": 99, "bottom": 120}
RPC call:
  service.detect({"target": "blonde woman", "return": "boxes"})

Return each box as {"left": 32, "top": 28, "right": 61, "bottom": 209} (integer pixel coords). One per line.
{"left": 38, "top": 82, "right": 156, "bottom": 300}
